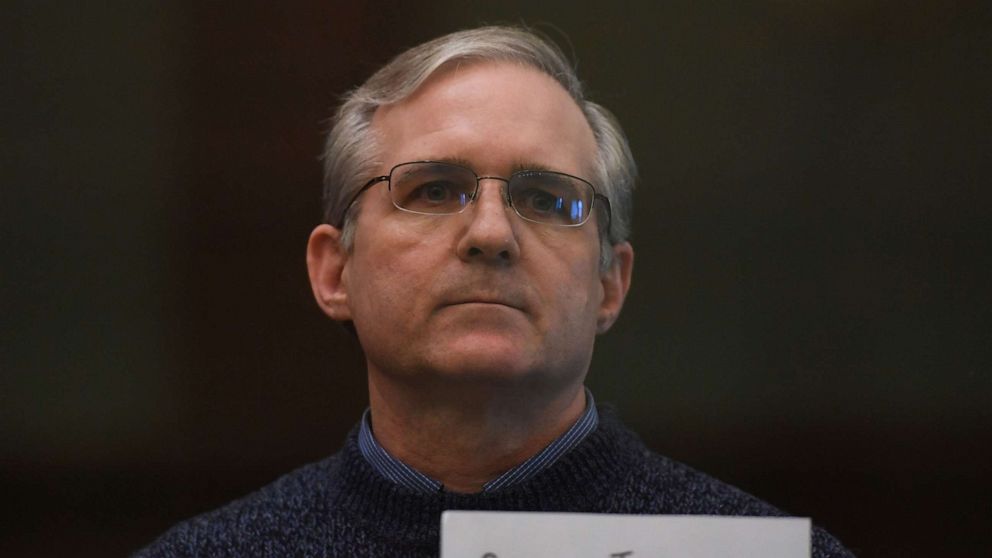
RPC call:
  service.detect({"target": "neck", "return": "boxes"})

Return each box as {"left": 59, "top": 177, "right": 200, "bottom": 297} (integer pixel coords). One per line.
{"left": 366, "top": 373, "right": 587, "bottom": 494}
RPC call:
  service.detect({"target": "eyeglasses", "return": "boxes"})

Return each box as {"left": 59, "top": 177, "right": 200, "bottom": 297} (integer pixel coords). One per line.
{"left": 340, "top": 161, "right": 611, "bottom": 230}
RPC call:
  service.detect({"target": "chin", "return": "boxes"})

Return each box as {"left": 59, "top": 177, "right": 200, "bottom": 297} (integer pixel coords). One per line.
{"left": 445, "top": 353, "right": 538, "bottom": 378}
{"left": 426, "top": 336, "right": 543, "bottom": 380}
{"left": 444, "top": 349, "right": 586, "bottom": 396}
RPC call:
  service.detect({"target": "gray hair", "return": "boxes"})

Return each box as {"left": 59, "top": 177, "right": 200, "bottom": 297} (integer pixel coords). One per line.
{"left": 321, "top": 26, "right": 636, "bottom": 268}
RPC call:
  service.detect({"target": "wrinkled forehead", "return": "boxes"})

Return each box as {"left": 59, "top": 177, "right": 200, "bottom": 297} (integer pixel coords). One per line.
{"left": 370, "top": 60, "right": 599, "bottom": 179}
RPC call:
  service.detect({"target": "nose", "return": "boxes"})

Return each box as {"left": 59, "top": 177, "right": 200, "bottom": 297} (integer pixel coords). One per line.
{"left": 455, "top": 178, "right": 521, "bottom": 264}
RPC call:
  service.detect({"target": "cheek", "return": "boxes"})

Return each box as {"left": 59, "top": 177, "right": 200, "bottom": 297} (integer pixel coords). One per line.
{"left": 544, "top": 250, "right": 604, "bottom": 326}
{"left": 347, "top": 236, "right": 441, "bottom": 324}
{"left": 350, "top": 260, "right": 405, "bottom": 320}
{"left": 529, "top": 230, "right": 602, "bottom": 303}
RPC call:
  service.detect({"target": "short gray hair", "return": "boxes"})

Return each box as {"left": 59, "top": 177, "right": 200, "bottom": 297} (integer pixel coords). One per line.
{"left": 321, "top": 26, "right": 636, "bottom": 268}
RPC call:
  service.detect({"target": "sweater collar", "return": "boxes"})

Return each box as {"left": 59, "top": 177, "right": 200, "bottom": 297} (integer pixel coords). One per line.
{"left": 320, "top": 404, "right": 639, "bottom": 544}
{"left": 357, "top": 389, "right": 599, "bottom": 494}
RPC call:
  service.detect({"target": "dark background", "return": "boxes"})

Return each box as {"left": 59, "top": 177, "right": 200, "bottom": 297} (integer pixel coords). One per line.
{"left": 4, "top": 1, "right": 990, "bottom": 556}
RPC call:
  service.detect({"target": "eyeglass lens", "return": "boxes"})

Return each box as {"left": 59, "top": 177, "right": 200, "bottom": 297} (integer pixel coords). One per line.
{"left": 389, "top": 162, "right": 593, "bottom": 226}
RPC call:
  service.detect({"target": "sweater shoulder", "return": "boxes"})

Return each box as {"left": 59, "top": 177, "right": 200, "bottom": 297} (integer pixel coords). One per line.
{"left": 634, "top": 453, "right": 853, "bottom": 556}
{"left": 593, "top": 411, "right": 855, "bottom": 557}
{"left": 133, "top": 454, "right": 342, "bottom": 557}
{"left": 595, "top": 418, "right": 785, "bottom": 517}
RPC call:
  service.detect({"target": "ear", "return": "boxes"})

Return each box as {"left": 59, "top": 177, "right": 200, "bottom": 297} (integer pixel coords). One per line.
{"left": 596, "top": 241, "right": 634, "bottom": 334}
{"left": 306, "top": 224, "right": 352, "bottom": 321}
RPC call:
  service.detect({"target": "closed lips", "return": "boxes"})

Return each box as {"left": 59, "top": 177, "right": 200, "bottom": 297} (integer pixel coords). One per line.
{"left": 441, "top": 295, "right": 526, "bottom": 311}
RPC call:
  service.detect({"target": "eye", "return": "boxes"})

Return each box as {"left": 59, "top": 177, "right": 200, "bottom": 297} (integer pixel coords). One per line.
{"left": 425, "top": 182, "right": 449, "bottom": 201}
{"left": 525, "top": 189, "right": 561, "bottom": 214}
{"left": 509, "top": 171, "right": 591, "bottom": 225}
{"left": 391, "top": 162, "right": 476, "bottom": 214}
{"left": 414, "top": 181, "right": 456, "bottom": 203}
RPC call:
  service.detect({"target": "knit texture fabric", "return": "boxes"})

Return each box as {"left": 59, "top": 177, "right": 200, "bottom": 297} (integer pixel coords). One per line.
{"left": 136, "top": 408, "right": 854, "bottom": 557}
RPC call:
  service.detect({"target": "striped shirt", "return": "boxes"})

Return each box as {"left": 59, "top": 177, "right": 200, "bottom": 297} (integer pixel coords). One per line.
{"left": 357, "top": 389, "right": 599, "bottom": 494}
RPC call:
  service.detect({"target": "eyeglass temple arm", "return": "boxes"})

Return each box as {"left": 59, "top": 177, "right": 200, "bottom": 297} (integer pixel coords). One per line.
{"left": 336, "top": 175, "right": 389, "bottom": 227}
{"left": 595, "top": 194, "right": 613, "bottom": 236}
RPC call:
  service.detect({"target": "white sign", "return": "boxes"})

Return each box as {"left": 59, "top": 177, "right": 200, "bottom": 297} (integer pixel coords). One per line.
{"left": 441, "top": 512, "right": 810, "bottom": 558}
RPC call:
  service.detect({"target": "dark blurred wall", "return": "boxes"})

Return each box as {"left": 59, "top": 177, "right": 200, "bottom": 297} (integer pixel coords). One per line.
{"left": 3, "top": 1, "right": 989, "bottom": 556}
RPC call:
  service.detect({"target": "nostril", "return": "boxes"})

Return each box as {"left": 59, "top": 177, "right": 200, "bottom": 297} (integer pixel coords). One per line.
{"left": 466, "top": 246, "right": 511, "bottom": 259}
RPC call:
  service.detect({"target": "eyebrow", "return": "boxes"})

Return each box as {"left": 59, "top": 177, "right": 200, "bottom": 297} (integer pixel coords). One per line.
{"left": 422, "top": 156, "right": 557, "bottom": 174}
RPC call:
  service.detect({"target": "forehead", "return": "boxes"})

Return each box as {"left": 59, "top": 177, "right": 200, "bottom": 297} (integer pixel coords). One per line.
{"left": 370, "top": 61, "right": 598, "bottom": 177}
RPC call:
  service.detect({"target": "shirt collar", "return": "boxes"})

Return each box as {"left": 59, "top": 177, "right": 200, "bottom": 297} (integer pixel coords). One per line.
{"left": 357, "top": 388, "right": 599, "bottom": 494}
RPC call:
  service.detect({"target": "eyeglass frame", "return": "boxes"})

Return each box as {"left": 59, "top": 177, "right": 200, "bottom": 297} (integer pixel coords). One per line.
{"left": 335, "top": 160, "right": 613, "bottom": 233}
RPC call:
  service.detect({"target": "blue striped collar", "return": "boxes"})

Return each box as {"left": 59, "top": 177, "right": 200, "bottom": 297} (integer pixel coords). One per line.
{"left": 357, "top": 389, "right": 599, "bottom": 494}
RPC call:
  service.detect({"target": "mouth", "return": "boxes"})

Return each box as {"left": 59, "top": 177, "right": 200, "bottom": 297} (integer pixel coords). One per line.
{"left": 440, "top": 297, "right": 526, "bottom": 312}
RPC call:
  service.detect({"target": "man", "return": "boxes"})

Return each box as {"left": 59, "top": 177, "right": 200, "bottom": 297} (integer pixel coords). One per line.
{"left": 138, "top": 26, "right": 853, "bottom": 557}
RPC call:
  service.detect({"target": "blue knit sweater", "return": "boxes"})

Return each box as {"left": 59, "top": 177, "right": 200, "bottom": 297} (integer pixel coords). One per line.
{"left": 136, "top": 408, "right": 853, "bottom": 557}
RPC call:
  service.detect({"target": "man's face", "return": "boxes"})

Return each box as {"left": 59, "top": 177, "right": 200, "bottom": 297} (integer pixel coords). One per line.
{"left": 310, "top": 61, "right": 631, "bottom": 390}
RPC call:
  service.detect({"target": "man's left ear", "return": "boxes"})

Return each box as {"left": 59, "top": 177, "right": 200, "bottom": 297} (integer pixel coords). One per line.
{"left": 597, "top": 241, "right": 634, "bottom": 334}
